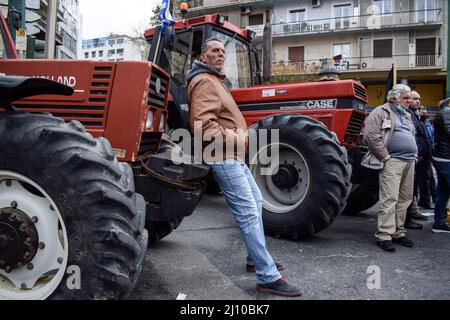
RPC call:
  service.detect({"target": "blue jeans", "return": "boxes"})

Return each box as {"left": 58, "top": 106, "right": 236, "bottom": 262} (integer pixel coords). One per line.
{"left": 432, "top": 160, "right": 450, "bottom": 226}
{"left": 210, "top": 160, "right": 281, "bottom": 284}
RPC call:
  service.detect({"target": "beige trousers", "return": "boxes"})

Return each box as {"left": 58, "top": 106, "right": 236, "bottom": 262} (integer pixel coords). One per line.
{"left": 376, "top": 158, "right": 415, "bottom": 241}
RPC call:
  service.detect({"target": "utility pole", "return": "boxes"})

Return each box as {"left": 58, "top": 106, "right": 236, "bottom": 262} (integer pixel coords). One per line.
{"left": 44, "top": 0, "right": 58, "bottom": 59}
{"left": 263, "top": 8, "right": 272, "bottom": 84}
{"left": 7, "top": 0, "right": 26, "bottom": 58}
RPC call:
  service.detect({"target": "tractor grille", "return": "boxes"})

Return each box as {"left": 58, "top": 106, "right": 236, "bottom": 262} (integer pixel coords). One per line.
{"left": 353, "top": 83, "right": 367, "bottom": 102}
{"left": 344, "top": 111, "right": 366, "bottom": 145}
{"left": 14, "top": 66, "right": 113, "bottom": 128}
{"left": 148, "top": 66, "right": 169, "bottom": 109}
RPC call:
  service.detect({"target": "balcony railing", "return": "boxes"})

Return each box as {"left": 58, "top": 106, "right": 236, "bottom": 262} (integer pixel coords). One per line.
{"left": 272, "top": 54, "right": 442, "bottom": 75}
{"left": 178, "top": 0, "right": 272, "bottom": 10}
{"left": 272, "top": 9, "right": 442, "bottom": 37}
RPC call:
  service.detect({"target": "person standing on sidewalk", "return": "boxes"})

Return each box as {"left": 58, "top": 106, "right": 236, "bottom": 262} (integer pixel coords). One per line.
{"left": 187, "top": 37, "right": 302, "bottom": 296}
{"left": 431, "top": 98, "right": 450, "bottom": 234}
{"left": 404, "top": 90, "right": 433, "bottom": 227}
{"left": 418, "top": 105, "right": 437, "bottom": 208}
{"left": 363, "top": 84, "right": 417, "bottom": 252}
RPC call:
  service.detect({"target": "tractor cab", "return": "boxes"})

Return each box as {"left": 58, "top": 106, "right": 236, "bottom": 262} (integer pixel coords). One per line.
{"left": 145, "top": 14, "right": 261, "bottom": 129}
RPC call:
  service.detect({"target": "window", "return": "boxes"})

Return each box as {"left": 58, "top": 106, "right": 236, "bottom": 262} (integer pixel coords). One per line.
{"left": 117, "top": 48, "right": 124, "bottom": 55}
{"left": 373, "top": 0, "right": 393, "bottom": 14}
{"left": 108, "top": 49, "right": 115, "bottom": 56}
{"left": 248, "top": 14, "right": 264, "bottom": 26}
{"left": 289, "top": 8, "right": 306, "bottom": 23}
{"left": 116, "top": 38, "right": 124, "bottom": 45}
{"left": 99, "top": 50, "right": 103, "bottom": 57}
{"left": 211, "top": 30, "right": 252, "bottom": 89}
{"left": 333, "top": 43, "right": 351, "bottom": 68}
{"left": 108, "top": 39, "right": 115, "bottom": 46}
{"left": 84, "top": 52, "right": 89, "bottom": 58}
{"left": 91, "top": 51, "right": 96, "bottom": 58}
{"left": 416, "top": 0, "right": 436, "bottom": 22}
{"left": 333, "top": 4, "right": 351, "bottom": 29}
{"left": 373, "top": 39, "right": 392, "bottom": 58}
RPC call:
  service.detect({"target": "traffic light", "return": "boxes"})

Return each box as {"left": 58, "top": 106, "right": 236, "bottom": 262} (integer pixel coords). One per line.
{"left": 25, "top": 36, "right": 44, "bottom": 58}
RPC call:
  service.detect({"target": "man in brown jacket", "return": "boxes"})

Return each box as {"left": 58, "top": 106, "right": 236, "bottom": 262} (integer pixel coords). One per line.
{"left": 187, "top": 37, "right": 302, "bottom": 297}
{"left": 363, "top": 84, "right": 417, "bottom": 252}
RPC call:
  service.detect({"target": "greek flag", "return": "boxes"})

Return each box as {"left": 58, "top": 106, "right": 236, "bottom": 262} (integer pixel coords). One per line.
{"left": 158, "top": 0, "right": 175, "bottom": 27}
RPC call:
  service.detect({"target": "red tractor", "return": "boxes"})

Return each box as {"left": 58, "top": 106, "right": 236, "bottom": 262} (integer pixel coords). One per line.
{"left": 0, "top": 12, "right": 208, "bottom": 299}
{"left": 144, "top": 14, "right": 376, "bottom": 239}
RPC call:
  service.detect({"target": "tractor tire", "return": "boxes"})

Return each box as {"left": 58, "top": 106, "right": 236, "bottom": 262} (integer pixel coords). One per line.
{"left": 342, "top": 181, "right": 379, "bottom": 215}
{"left": 147, "top": 218, "right": 183, "bottom": 245}
{"left": 342, "top": 148, "right": 379, "bottom": 215}
{"left": 249, "top": 114, "right": 352, "bottom": 239}
{"left": 0, "top": 112, "right": 148, "bottom": 300}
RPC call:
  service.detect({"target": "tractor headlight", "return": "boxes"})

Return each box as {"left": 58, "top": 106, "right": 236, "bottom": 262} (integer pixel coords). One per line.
{"left": 159, "top": 114, "right": 165, "bottom": 131}
{"left": 146, "top": 111, "right": 154, "bottom": 130}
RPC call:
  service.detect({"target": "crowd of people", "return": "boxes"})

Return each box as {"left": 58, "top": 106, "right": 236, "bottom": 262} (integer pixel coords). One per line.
{"left": 363, "top": 84, "right": 450, "bottom": 252}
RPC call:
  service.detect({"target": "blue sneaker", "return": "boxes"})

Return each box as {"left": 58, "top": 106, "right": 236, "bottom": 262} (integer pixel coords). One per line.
{"left": 257, "top": 278, "right": 302, "bottom": 297}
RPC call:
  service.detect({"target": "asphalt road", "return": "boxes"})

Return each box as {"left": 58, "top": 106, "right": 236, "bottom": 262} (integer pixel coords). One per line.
{"left": 130, "top": 195, "right": 450, "bottom": 300}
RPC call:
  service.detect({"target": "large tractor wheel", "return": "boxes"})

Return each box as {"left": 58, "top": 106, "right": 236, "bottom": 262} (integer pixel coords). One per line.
{"left": 147, "top": 218, "right": 183, "bottom": 245}
{"left": 249, "top": 114, "right": 352, "bottom": 239}
{"left": 0, "top": 112, "right": 148, "bottom": 300}
{"left": 342, "top": 182, "right": 379, "bottom": 215}
{"left": 342, "top": 147, "right": 379, "bottom": 215}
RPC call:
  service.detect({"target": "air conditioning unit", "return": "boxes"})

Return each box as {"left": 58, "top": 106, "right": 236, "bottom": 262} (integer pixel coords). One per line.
{"left": 241, "top": 7, "right": 251, "bottom": 14}
{"left": 312, "top": 0, "right": 321, "bottom": 7}
{"left": 361, "top": 61, "right": 371, "bottom": 69}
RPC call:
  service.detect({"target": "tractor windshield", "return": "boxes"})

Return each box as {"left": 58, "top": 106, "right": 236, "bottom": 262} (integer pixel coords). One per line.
{"left": 211, "top": 30, "right": 252, "bottom": 89}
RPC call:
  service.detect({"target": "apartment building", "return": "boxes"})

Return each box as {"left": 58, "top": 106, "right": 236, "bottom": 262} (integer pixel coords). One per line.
{"left": 0, "top": 0, "right": 82, "bottom": 59}
{"left": 176, "top": 0, "right": 448, "bottom": 108}
{"left": 81, "top": 34, "right": 145, "bottom": 62}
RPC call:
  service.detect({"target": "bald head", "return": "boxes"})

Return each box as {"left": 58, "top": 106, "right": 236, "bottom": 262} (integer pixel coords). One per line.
{"left": 410, "top": 91, "right": 421, "bottom": 110}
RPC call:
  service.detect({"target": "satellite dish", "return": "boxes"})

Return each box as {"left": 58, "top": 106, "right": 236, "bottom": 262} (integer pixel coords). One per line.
{"left": 26, "top": 8, "right": 40, "bottom": 22}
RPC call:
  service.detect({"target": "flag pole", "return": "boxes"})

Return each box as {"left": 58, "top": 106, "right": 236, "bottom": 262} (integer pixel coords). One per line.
{"left": 392, "top": 63, "right": 397, "bottom": 85}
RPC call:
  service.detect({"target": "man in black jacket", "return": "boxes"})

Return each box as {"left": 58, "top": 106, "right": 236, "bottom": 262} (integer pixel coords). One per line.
{"left": 405, "top": 91, "right": 433, "bottom": 229}
{"left": 431, "top": 98, "right": 450, "bottom": 233}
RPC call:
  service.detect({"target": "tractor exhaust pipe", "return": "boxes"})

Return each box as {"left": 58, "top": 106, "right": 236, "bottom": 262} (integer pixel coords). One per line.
{"left": 263, "top": 8, "right": 272, "bottom": 84}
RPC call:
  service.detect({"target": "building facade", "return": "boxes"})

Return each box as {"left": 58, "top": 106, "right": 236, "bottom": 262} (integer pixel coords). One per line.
{"left": 81, "top": 34, "right": 145, "bottom": 62}
{"left": 0, "top": 0, "right": 81, "bottom": 59}
{"left": 176, "top": 0, "right": 448, "bottom": 109}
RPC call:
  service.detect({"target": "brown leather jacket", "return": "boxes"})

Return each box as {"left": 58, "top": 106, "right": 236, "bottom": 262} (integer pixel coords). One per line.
{"left": 188, "top": 72, "right": 248, "bottom": 163}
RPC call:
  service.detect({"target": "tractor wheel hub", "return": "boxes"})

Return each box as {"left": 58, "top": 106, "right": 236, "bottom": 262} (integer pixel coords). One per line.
{"left": 0, "top": 207, "right": 39, "bottom": 271}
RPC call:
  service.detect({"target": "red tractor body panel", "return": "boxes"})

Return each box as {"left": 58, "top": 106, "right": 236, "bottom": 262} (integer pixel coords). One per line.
{"left": 0, "top": 59, "right": 169, "bottom": 162}
{"left": 231, "top": 80, "right": 368, "bottom": 147}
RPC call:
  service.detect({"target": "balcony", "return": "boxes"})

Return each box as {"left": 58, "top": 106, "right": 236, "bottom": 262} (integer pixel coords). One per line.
{"left": 176, "top": 0, "right": 273, "bottom": 15}
{"left": 272, "top": 54, "right": 443, "bottom": 76}
{"left": 271, "top": 9, "right": 443, "bottom": 38}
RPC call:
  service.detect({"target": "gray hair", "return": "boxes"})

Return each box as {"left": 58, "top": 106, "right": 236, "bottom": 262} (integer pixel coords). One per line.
{"left": 387, "top": 84, "right": 411, "bottom": 102}
{"left": 201, "top": 37, "right": 223, "bottom": 54}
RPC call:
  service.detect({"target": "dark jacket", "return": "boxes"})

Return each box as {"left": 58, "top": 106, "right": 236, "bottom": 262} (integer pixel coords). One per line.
{"left": 407, "top": 108, "right": 433, "bottom": 159}
{"left": 433, "top": 106, "right": 450, "bottom": 160}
